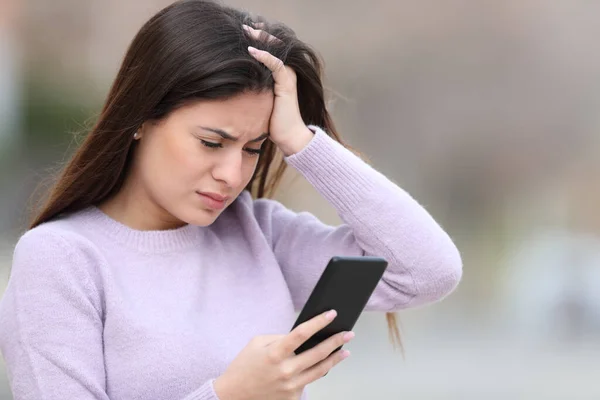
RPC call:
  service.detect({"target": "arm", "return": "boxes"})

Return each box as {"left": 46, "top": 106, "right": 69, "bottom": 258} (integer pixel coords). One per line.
{"left": 0, "top": 229, "right": 109, "bottom": 399}
{"left": 255, "top": 126, "right": 462, "bottom": 312}
{"left": 0, "top": 229, "right": 220, "bottom": 400}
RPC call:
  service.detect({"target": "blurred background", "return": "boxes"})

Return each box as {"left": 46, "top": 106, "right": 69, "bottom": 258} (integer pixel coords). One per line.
{"left": 1, "top": 0, "right": 600, "bottom": 398}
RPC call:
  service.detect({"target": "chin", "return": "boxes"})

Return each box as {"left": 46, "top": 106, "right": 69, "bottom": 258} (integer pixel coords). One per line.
{"left": 184, "top": 208, "right": 223, "bottom": 227}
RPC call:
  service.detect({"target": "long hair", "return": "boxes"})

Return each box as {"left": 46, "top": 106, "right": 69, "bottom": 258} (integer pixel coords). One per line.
{"left": 28, "top": 0, "right": 402, "bottom": 350}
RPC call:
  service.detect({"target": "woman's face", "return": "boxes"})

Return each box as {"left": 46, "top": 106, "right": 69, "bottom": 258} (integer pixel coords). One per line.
{"left": 129, "top": 91, "right": 274, "bottom": 228}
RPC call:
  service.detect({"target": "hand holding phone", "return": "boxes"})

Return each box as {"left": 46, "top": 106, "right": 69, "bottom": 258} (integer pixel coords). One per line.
{"left": 214, "top": 310, "right": 351, "bottom": 400}
{"left": 214, "top": 256, "right": 387, "bottom": 400}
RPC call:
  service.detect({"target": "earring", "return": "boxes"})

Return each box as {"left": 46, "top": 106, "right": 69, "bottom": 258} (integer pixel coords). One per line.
{"left": 133, "top": 131, "right": 141, "bottom": 140}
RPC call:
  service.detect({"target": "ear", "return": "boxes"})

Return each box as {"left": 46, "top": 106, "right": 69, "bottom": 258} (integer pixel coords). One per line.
{"left": 140, "top": 121, "right": 149, "bottom": 136}
{"left": 139, "top": 119, "right": 163, "bottom": 137}
{"left": 136, "top": 121, "right": 156, "bottom": 140}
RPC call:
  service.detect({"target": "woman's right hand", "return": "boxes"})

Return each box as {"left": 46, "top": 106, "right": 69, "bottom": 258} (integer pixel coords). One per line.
{"left": 213, "top": 310, "right": 353, "bottom": 400}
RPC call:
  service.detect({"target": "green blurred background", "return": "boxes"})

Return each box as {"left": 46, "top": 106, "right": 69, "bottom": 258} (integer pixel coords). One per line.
{"left": 1, "top": 0, "right": 600, "bottom": 398}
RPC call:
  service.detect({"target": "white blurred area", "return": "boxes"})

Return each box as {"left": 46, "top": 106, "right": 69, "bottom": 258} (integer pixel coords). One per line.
{"left": 2, "top": 0, "right": 600, "bottom": 398}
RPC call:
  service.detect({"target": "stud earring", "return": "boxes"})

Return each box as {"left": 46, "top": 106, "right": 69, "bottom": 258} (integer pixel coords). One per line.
{"left": 133, "top": 131, "right": 141, "bottom": 140}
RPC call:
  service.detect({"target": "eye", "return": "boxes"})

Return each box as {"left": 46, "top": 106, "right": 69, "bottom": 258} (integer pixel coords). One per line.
{"left": 200, "top": 140, "right": 222, "bottom": 149}
{"left": 243, "top": 148, "right": 263, "bottom": 157}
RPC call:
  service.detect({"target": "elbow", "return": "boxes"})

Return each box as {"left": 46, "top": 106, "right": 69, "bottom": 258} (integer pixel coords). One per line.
{"left": 439, "top": 236, "right": 463, "bottom": 290}
{"left": 407, "top": 235, "right": 463, "bottom": 305}
{"left": 435, "top": 248, "right": 463, "bottom": 298}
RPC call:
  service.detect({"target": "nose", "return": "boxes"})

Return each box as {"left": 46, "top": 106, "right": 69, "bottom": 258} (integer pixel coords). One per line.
{"left": 211, "top": 151, "right": 244, "bottom": 189}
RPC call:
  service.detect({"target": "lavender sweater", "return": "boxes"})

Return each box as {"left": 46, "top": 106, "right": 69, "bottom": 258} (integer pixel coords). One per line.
{"left": 0, "top": 127, "right": 462, "bottom": 400}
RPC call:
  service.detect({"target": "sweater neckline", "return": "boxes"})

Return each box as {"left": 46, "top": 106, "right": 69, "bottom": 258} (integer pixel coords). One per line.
{"left": 74, "top": 206, "right": 202, "bottom": 252}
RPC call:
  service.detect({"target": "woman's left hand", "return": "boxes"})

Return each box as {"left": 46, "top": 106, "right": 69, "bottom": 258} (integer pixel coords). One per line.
{"left": 245, "top": 25, "right": 314, "bottom": 156}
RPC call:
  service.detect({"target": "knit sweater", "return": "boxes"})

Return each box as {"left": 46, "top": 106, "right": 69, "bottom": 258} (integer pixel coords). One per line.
{"left": 0, "top": 127, "right": 462, "bottom": 400}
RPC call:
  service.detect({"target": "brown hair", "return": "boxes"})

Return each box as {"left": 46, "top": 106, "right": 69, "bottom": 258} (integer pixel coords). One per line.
{"left": 29, "top": 0, "right": 401, "bottom": 350}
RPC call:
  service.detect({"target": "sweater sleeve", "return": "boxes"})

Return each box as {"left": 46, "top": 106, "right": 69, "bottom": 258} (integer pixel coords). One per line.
{"left": 180, "top": 380, "right": 220, "bottom": 400}
{"left": 254, "top": 126, "right": 463, "bottom": 312}
{"left": 0, "top": 229, "right": 221, "bottom": 400}
{"left": 0, "top": 229, "right": 109, "bottom": 399}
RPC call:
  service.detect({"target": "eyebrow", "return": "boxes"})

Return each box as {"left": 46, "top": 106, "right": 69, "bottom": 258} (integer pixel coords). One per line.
{"left": 200, "top": 126, "right": 269, "bottom": 143}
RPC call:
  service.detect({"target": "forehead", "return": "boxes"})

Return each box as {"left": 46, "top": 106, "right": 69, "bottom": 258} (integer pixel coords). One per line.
{"left": 172, "top": 91, "right": 274, "bottom": 138}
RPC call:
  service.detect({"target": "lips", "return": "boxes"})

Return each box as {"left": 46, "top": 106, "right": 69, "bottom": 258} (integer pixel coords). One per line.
{"left": 196, "top": 191, "right": 230, "bottom": 210}
{"left": 198, "top": 192, "right": 229, "bottom": 202}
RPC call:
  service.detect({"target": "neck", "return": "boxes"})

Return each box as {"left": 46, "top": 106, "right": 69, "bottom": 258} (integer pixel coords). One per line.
{"left": 99, "top": 177, "right": 186, "bottom": 231}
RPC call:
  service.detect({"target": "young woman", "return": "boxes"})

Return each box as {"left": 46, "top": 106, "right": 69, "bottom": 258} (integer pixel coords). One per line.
{"left": 0, "top": 1, "right": 462, "bottom": 399}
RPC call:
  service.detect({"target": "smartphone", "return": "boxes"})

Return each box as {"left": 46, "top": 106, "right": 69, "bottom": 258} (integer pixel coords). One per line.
{"left": 291, "top": 256, "right": 388, "bottom": 355}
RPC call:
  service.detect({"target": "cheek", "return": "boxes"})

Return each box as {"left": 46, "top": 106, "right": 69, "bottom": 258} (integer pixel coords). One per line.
{"left": 175, "top": 140, "right": 203, "bottom": 171}
{"left": 142, "top": 133, "right": 204, "bottom": 193}
{"left": 241, "top": 156, "right": 260, "bottom": 185}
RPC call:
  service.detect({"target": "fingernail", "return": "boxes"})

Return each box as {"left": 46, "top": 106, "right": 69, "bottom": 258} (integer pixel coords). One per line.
{"left": 343, "top": 331, "right": 355, "bottom": 342}
{"left": 341, "top": 350, "right": 351, "bottom": 359}
{"left": 248, "top": 46, "right": 258, "bottom": 54}
{"left": 325, "top": 310, "right": 337, "bottom": 320}
{"left": 243, "top": 24, "right": 253, "bottom": 32}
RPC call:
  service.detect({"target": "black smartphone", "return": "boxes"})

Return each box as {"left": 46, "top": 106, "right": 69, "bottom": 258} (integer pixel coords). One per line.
{"left": 291, "top": 256, "right": 388, "bottom": 355}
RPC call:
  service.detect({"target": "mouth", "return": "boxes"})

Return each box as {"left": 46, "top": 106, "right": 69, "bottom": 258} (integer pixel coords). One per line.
{"left": 196, "top": 191, "right": 230, "bottom": 210}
